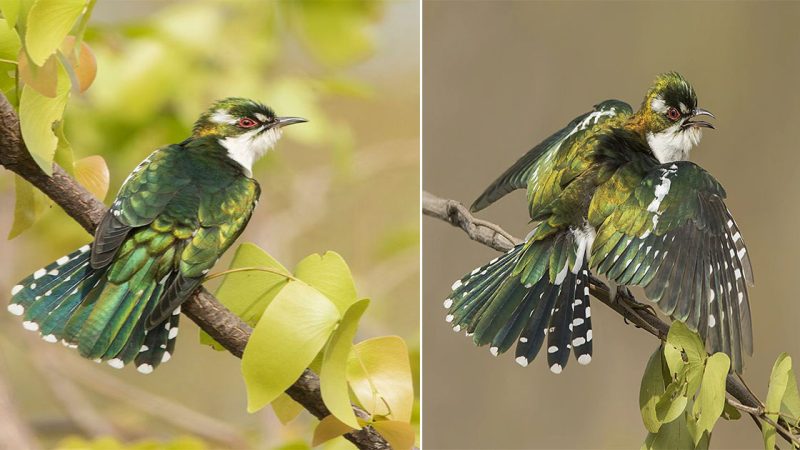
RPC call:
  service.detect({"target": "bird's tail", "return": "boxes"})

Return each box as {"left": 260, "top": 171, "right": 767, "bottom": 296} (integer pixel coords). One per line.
{"left": 444, "top": 226, "right": 593, "bottom": 373}
{"left": 7, "top": 244, "right": 180, "bottom": 373}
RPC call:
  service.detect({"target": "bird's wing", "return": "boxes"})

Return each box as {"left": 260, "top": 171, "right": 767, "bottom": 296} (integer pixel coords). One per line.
{"left": 91, "top": 145, "right": 192, "bottom": 269}
{"left": 589, "top": 160, "right": 753, "bottom": 372}
{"left": 470, "top": 100, "right": 632, "bottom": 213}
{"left": 145, "top": 177, "right": 261, "bottom": 328}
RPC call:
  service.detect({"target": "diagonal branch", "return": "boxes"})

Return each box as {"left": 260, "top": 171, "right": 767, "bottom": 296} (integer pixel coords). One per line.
{"left": 0, "top": 94, "right": 389, "bottom": 450}
{"left": 423, "top": 190, "right": 800, "bottom": 447}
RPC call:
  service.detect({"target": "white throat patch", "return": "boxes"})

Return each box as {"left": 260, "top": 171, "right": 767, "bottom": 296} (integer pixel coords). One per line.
{"left": 218, "top": 126, "right": 283, "bottom": 177}
{"left": 646, "top": 122, "right": 702, "bottom": 163}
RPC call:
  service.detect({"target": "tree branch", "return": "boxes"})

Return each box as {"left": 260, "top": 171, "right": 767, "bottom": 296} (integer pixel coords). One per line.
{"left": 423, "top": 190, "right": 797, "bottom": 446}
{"left": 0, "top": 94, "right": 389, "bottom": 450}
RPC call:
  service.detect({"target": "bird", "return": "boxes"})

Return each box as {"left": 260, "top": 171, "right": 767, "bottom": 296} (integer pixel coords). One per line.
{"left": 444, "top": 72, "right": 754, "bottom": 374}
{"left": 7, "top": 98, "right": 306, "bottom": 374}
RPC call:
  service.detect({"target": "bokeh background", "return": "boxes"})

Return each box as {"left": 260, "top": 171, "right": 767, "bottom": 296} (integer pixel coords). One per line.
{"left": 423, "top": 2, "right": 800, "bottom": 449}
{"left": 0, "top": 1, "right": 419, "bottom": 448}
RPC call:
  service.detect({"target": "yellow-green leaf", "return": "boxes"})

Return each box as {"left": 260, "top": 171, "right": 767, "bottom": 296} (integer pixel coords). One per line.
{"left": 8, "top": 174, "right": 48, "bottom": 238}
{"left": 781, "top": 360, "right": 800, "bottom": 427}
{"left": 0, "top": 17, "right": 20, "bottom": 61}
{"left": 242, "top": 281, "right": 340, "bottom": 413}
{"left": 640, "top": 347, "right": 667, "bottom": 433}
{"left": 346, "top": 336, "right": 413, "bottom": 422}
{"left": 271, "top": 393, "right": 304, "bottom": 425}
{"left": 371, "top": 420, "right": 416, "bottom": 450}
{"left": 18, "top": 50, "right": 57, "bottom": 96}
{"left": 52, "top": 120, "right": 73, "bottom": 174}
{"left": 312, "top": 415, "right": 354, "bottom": 447}
{"left": 691, "top": 352, "right": 729, "bottom": 445}
{"left": 642, "top": 412, "right": 695, "bottom": 450}
{"left": 18, "top": 56, "right": 69, "bottom": 174}
{"left": 320, "top": 298, "right": 370, "bottom": 429}
{"left": 74, "top": 155, "right": 108, "bottom": 200}
{"left": 295, "top": 251, "right": 358, "bottom": 314}
{"left": 763, "top": 353, "right": 793, "bottom": 450}
{"left": 202, "top": 243, "right": 291, "bottom": 349}
{"left": 655, "top": 379, "right": 688, "bottom": 425}
{"left": 0, "top": 0, "right": 20, "bottom": 29}
{"left": 24, "top": 0, "right": 86, "bottom": 66}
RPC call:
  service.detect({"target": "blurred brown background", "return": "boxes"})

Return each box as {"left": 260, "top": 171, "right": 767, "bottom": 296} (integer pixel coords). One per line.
{"left": 423, "top": 1, "right": 800, "bottom": 449}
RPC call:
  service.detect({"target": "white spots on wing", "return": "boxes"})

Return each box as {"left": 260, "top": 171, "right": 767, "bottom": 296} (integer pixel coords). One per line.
{"left": 140, "top": 345, "right": 149, "bottom": 353}
{"left": 79, "top": 245, "right": 91, "bottom": 253}
{"left": 519, "top": 337, "right": 528, "bottom": 343}
{"left": 443, "top": 299, "right": 453, "bottom": 309}
{"left": 573, "top": 318, "right": 585, "bottom": 327}
{"left": 489, "top": 347, "right": 499, "bottom": 356}
{"left": 107, "top": 358, "right": 124, "bottom": 369}
{"left": 452, "top": 325, "right": 461, "bottom": 333}
{"left": 29, "top": 283, "right": 36, "bottom": 290}
{"left": 451, "top": 280, "right": 462, "bottom": 291}
{"left": 10, "top": 285, "right": 23, "bottom": 296}
{"left": 445, "top": 314, "right": 454, "bottom": 323}
{"left": 470, "top": 267, "right": 480, "bottom": 276}
{"left": 572, "top": 337, "right": 586, "bottom": 347}
{"left": 7, "top": 304, "right": 24, "bottom": 316}
{"left": 709, "top": 315, "right": 717, "bottom": 328}
{"left": 168, "top": 327, "right": 179, "bottom": 340}
{"left": 547, "top": 346, "right": 558, "bottom": 354}
{"left": 56, "top": 256, "right": 70, "bottom": 266}
{"left": 550, "top": 363, "right": 563, "bottom": 374}
{"left": 737, "top": 248, "right": 747, "bottom": 259}
{"left": 201, "top": 269, "right": 209, "bottom": 275}
{"left": 578, "top": 354, "right": 592, "bottom": 365}
{"left": 647, "top": 166, "right": 678, "bottom": 213}
{"left": 585, "top": 307, "right": 591, "bottom": 318}
{"left": 42, "top": 334, "right": 57, "bottom": 343}
{"left": 554, "top": 260, "right": 569, "bottom": 285}
{"left": 173, "top": 307, "right": 181, "bottom": 316}
{"left": 48, "top": 269, "right": 59, "bottom": 276}
{"left": 586, "top": 330, "right": 593, "bottom": 342}
{"left": 516, "top": 356, "right": 529, "bottom": 367}
{"left": 22, "top": 321, "right": 39, "bottom": 331}
{"left": 33, "top": 269, "right": 46, "bottom": 280}
{"left": 162, "top": 352, "right": 171, "bottom": 363}
{"left": 738, "top": 292, "right": 744, "bottom": 304}
{"left": 137, "top": 364, "right": 154, "bottom": 374}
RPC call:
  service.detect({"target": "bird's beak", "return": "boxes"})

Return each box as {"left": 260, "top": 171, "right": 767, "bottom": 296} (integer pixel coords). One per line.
{"left": 681, "top": 108, "right": 715, "bottom": 130}
{"left": 275, "top": 116, "right": 308, "bottom": 128}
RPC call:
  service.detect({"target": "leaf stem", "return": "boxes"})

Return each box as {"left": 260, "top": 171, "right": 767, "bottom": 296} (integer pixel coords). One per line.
{"left": 203, "top": 266, "right": 299, "bottom": 283}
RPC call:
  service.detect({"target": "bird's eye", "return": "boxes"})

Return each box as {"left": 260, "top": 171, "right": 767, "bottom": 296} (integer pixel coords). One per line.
{"left": 666, "top": 107, "right": 681, "bottom": 121}
{"left": 238, "top": 117, "right": 258, "bottom": 128}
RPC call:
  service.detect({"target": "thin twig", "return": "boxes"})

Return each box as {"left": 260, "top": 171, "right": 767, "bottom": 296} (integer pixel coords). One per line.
{"left": 0, "top": 93, "right": 390, "bottom": 450}
{"left": 423, "top": 190, "right": 798, "bottom": 446}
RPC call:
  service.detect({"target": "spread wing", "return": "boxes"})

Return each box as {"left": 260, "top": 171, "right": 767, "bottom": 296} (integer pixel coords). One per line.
{"left": 589, "top": 160, "right": 754, "bottom": 372}
{"left": 145, "top": 176, "right": 260, "bottom": 327}
{"left": 91, "top": 146, "right": 192, "bottom": 269}
{"left": 470, "top": 100, "right": 632, "bottom": 214}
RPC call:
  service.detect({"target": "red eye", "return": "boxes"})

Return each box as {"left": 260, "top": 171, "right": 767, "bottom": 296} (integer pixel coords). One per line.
{"left": 238, "top": 117, "right": 258, "bottom": 128}
{"left": 666, "top": 107, "right": 681, "bottom": 121}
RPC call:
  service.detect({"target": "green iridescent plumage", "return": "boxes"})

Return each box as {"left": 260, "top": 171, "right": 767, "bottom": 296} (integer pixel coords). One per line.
{"left": 446, "top": 73, "right": 753, "bottom": 374}
{"left": 8, "top": 98, "right": 305, "bottom": 373}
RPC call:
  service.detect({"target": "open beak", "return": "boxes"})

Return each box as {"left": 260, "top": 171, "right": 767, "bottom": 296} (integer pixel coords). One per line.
{"left": 275, "top": 116, "right": 308, "bottom": 128}
{"left": 681, "top": 108, "right": 715, "bottom": 130}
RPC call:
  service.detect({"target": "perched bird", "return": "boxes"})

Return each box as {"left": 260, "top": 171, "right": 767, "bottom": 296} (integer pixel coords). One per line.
{"left": 445, "top": 73, "right": 753, "bottom": 374}
{"left": 7, "top": 98, "right": 306, "bottom": 373}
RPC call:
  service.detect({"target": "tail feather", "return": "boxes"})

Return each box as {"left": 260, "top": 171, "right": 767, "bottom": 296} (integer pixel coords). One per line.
{"left": 446, "top": 227, "right": 595, "bottom": 372}
{"left": 134, "top": 310, "right": 180, "bottom": 374}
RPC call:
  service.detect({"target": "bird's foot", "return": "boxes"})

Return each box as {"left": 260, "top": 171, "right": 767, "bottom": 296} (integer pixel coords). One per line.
{"left": 612, "top": 286, "right": 657, "bottom": 322}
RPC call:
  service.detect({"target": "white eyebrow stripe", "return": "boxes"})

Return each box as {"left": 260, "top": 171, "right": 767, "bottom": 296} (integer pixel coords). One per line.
{"left": 255, "top": 113, "right": 268, "bottom": 122}
{"left": 210, "top": 109, "right": 237, "bottom": 124}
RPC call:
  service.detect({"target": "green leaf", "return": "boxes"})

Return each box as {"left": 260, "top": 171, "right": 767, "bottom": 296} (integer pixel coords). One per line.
{"left": 242, "top": 281, "right": 340, "bottom": 413}
{"left": 664, "top": 321, "right": 706, "bottom": 396}
{"left": 18, "top": 56, "right": 69, "bottom": 174}
{"left": 320, "top": 298, "right": 370, "bottom": 429}
{"left": 691, "top": 352, "right": 730, "bottom": 445}
{"left": 0, "top": 0, "right": 20, "bottom": 29}
{"left": 8, "top": 174, "right": 47, "bottom": 238}
{"left": 52, "top": 120, "right": 73, "bottom": 174}
{"left": 295, "top": 251, "right": 358, "bottom": 314}
{"left": 371, "top": 420, "right": 416, "bottom": 450}
{"left": 722, "top": 401, "right": 742, "bottom": 421}
{"left": 201, "top": 243, "right": 291, "bottom": 349}
{"left": 312, "top": 415, "right": 354, "bottom": 447}
{"left": 642, "top": 412, "right": 696, "bottom": 450}
{"left": 655, "top": 378, "right": 689, "bottom": 425}
{"left": 271, "top": 393, "right": 304, "bottom": 425}
{"left": 24, "top": 0, "right": 87, "bottom": 66}
{"left": 346, "top": 336, "right": 414, "bottom": 422}
{"left": 640, "top": 346, "right": 668, "bottom": 433}
{"left": 0, "top": 17, "right": 20, "bottom": 61}
{"left": 764, "top": 353, "right": 793, "bottom": 450}
{"left": 781, "top": 361, "right": 800, "bottom": 427}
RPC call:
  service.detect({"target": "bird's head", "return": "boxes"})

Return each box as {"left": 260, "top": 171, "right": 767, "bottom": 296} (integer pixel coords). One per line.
{"left": 635, "top": 72, "right": 714, "bottom": 163}
{"left": 193, "top": 98, "right": 306, "bottom": 175}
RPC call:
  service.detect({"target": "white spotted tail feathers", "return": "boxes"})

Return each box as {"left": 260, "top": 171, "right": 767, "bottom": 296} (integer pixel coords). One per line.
{"left": 444, "top": 225, "right": 595, "bottom": 373}
{"left": 7, "top": 245, "right": 180, "bottom": 374}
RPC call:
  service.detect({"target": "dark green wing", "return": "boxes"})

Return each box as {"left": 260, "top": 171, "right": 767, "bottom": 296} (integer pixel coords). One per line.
{"left": 91, "top": 146, "right": 192, "bottom": 269}
{"left": 589, "top": 161, "right": 754, "bottom": 372}
{"left": 470, "top": 100, "right": 632, "bottom": 213}
{"left": 145, "top": 176, "right": 260, "bottom": 327}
